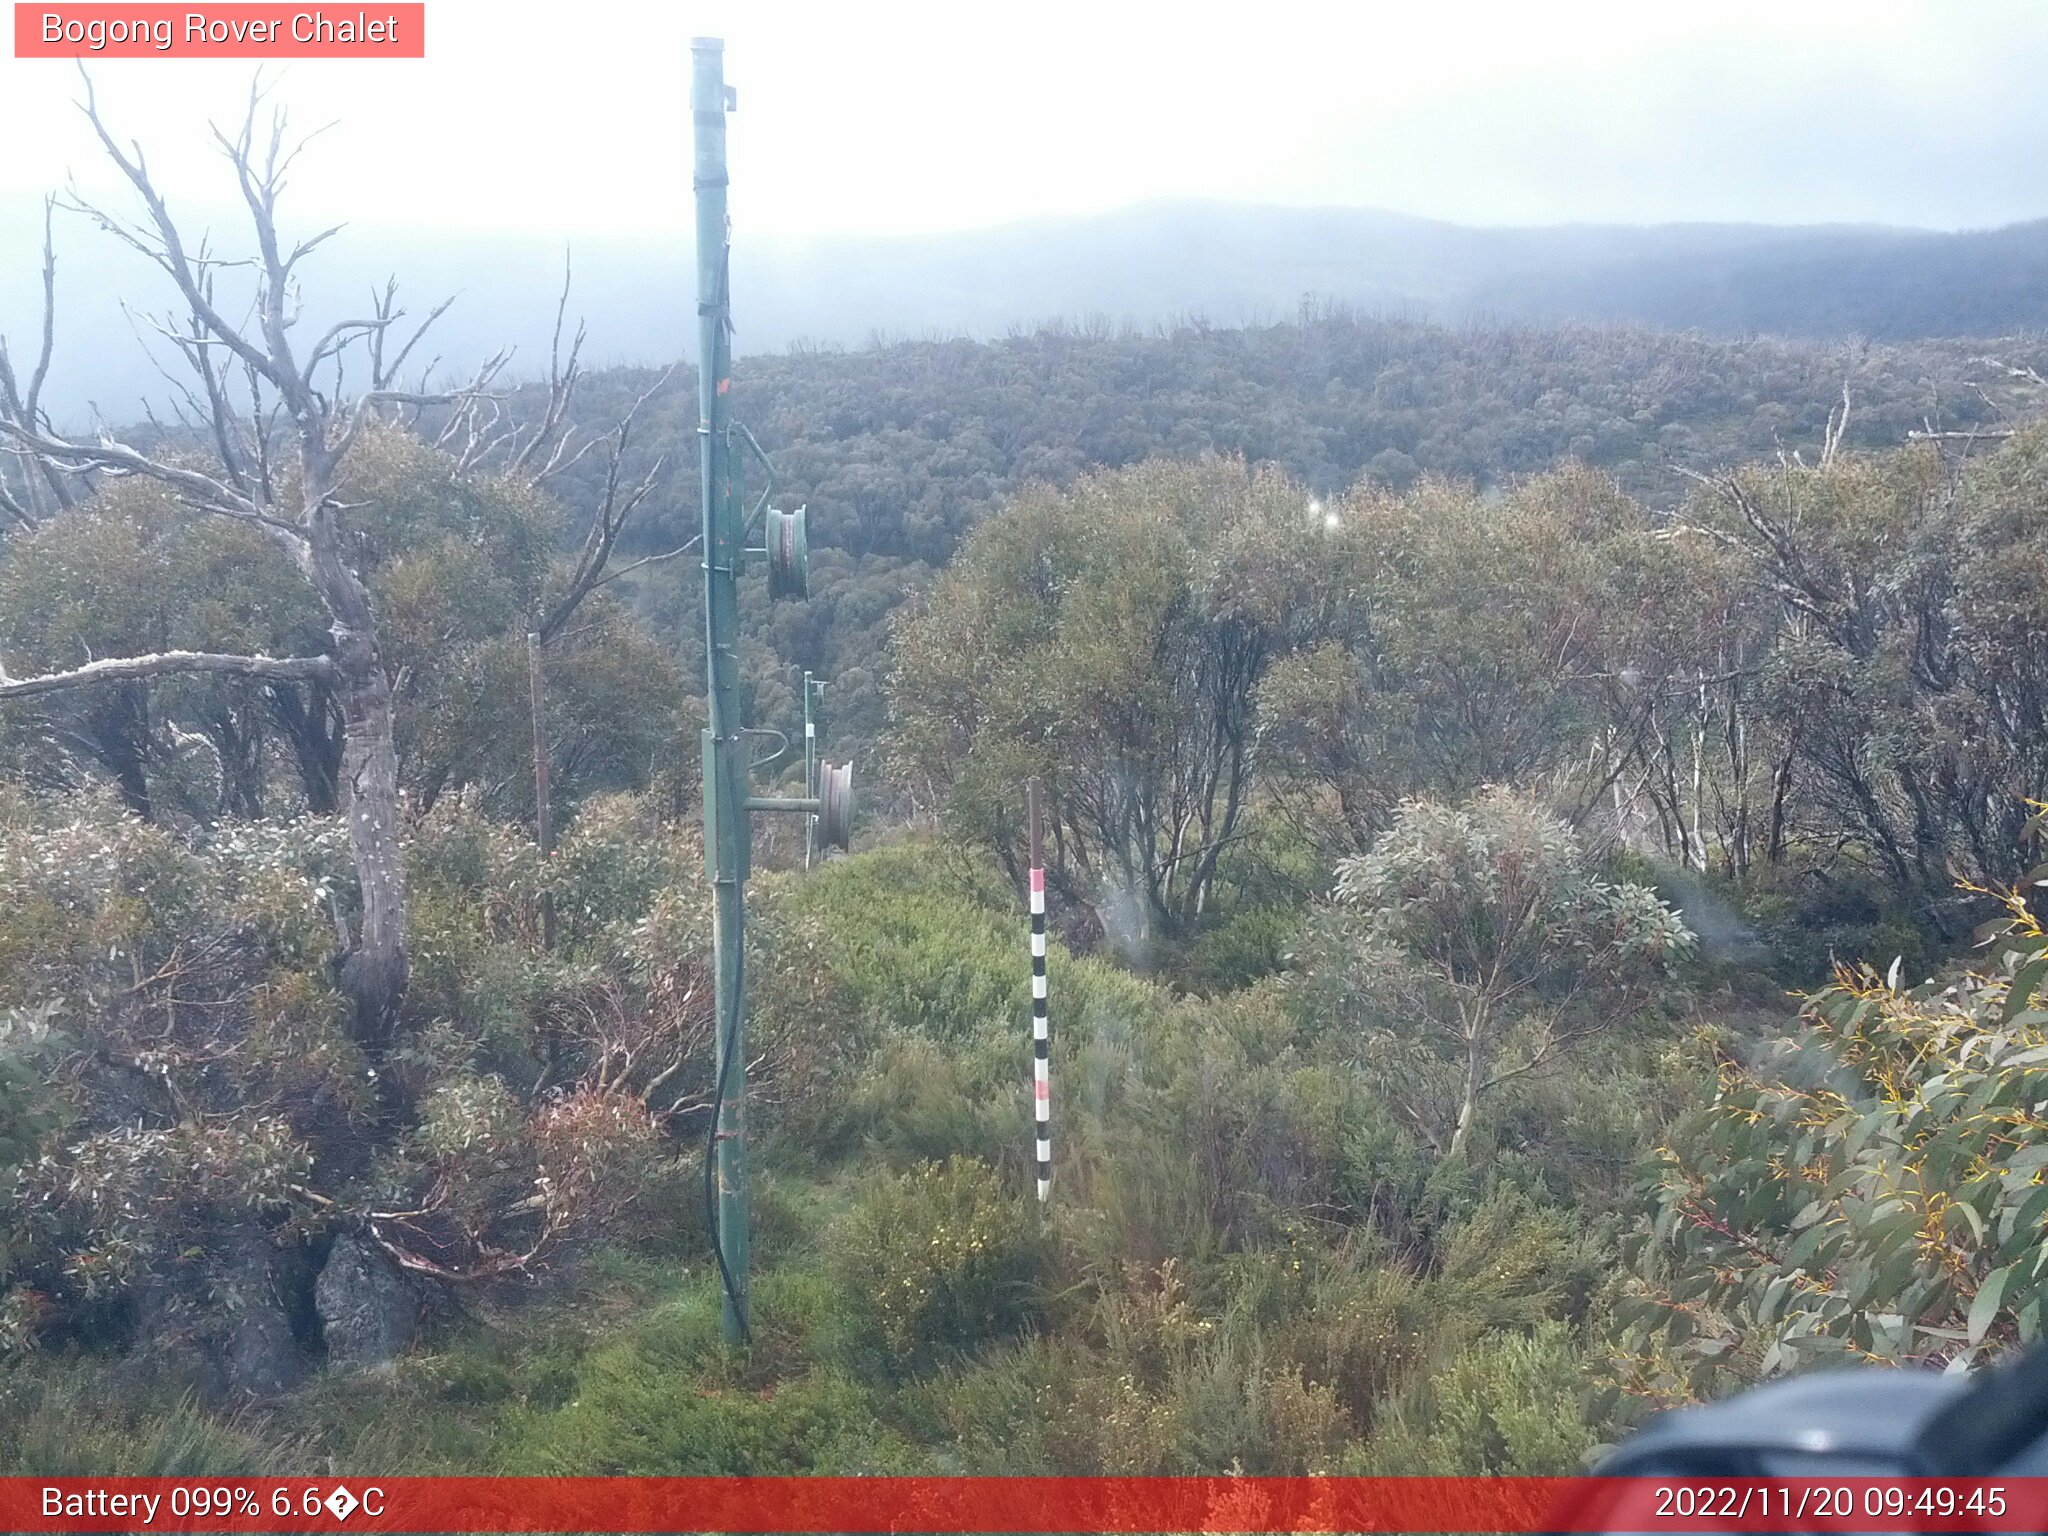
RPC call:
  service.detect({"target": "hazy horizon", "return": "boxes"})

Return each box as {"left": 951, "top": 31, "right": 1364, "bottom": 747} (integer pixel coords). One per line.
{"left": 1, "top": 0, "right": 2045, "bottom": 247}
{"left": 5, "top": 0, "right": 2047, "bottom": 418}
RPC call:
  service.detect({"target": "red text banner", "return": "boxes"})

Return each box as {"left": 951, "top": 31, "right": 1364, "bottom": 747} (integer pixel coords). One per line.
{"left": 5, "top": 1476, "right": 2048, "bottom": 1533}
{"left": 14, "top": 5, "right": 424, "bottom": 57}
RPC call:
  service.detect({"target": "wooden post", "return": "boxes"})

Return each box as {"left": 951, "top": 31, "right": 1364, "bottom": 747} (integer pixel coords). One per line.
{"left": 527, "top": 630, "right": 556, "bottom": 950}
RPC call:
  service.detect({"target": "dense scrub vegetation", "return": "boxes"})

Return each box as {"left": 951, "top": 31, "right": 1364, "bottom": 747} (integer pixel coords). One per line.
{"left": 518, "top": 311, "right": 2048, "bottom": 774}
{"left": 604, "top": 311, "right": 2048, "bottom": 567}
{"left": 0, "top": 819, "right": 1681, "bottom": 1474}
{"left": 7, "top": 244, "right": 2048, "bottom": 1472}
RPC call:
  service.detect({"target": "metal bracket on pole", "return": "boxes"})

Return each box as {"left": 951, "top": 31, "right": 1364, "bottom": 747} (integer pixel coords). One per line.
{"left": 803, "top": 673, "right": 821, "bottom": 868}
{"left": 736, "top": 423, "right": 778, "bottom": 539}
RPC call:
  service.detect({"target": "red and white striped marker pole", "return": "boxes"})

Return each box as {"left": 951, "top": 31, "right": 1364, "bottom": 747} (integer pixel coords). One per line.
{"left": 1028, "top": 778, "right": 1051, "bottom": 1204}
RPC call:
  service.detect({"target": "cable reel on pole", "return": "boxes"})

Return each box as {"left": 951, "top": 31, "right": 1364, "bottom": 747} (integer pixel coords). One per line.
{"left": 733, "top": 423, "right": 808, "bottom": 602}
{"left": 817, "top": 760, "right": 854, "bottom": 852}
{"left": 765, "top": 505, "right": 809, "bottom": 600}
{"left": 742, "top": 727, "right": 853, "bottom": 853}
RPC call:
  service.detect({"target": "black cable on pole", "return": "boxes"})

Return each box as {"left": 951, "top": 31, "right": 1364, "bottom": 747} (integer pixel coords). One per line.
{"left": 703, "top": 942, "right": 751, "bottom": 1343}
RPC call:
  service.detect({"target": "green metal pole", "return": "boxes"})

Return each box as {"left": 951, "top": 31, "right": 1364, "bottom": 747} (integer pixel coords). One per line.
{"left": 692, "top": 35, "right": 749, "bottom": 1345}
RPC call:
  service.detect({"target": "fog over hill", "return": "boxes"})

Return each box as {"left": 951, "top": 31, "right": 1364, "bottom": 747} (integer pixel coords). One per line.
{"left": 5, "top": 197, "right": 2044, "bottom": 421}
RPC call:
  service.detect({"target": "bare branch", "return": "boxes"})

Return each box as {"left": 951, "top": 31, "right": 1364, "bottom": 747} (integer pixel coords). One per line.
{"left": 304, "top": 314, "right": 395, "bottom": 383}
{"left": 1819, "top": 379, "right": 1851, "bottom": 468}
{"left": 72, "top": 72, "right": 286, "bottom": 397}
{"left": 1975, "top": 356, "right": 2048, "bottom": 394}
{"left": 0, "top": 197, "right": 85, "bottom": 519}
{"left": 1909, "top": 427, "right": 2017, "bottom": 443}
{"left": 589, "top": 531, "right": 701, "bottom": 593}
{"left": 533, "top": 365, "right": 678, "bottom": 643}
{"left": 509, "top": 251, "right": 585, "bottom": 477}
{"left": 0, "top": 474, "right": 38, "bottom": 531}
{"left": 24, "top": 196, "right": 60, "bottom": 436}
{"left": 0, "top": 416, "right": 299, "bottom": 543}
{"left": 0, "top": 649, "right": 336, "bottom": 700}
{"left": 372, "top": 284, "right": 457, "bottom": 392}
{"left": 334, "top": 349, "right": 508, "bottom": 466}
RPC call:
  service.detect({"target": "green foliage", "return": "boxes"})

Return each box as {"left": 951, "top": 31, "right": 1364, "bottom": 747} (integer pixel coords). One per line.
{"left": 831, "top": 1158, "right": 1046, "bottom": 1364}
{"left": 780, "top": 844, "right": 1026, "bottom": 1041}
{"left": 12, "top": 299, "right": 2047, "bottom": 1473}
{"left": 0, "top": 789, "right": 1662, "bottom": 1476}
{"left": 1292, "top": 788, "right": 1694, "bottom": 1158}
{"left": 30, "top": 1119, "right": 313, "bottom": 1297}
{"left": 1434, "top": 1189, "right": 1595, "bottom": 1332}
{"left": 545, "top": 792, "right": 699, "bottom": 956}
{"left": 0, "top": 788, "right": 213, "bottom": 1008}
{"left": 1736, "top": 859, "right": 1944, "bottom": 985}
{"left": 0, "top": 1001, "right": 66, "bottom": 1177}
{"left": 579, "top": 313, "right": 2023, "bottom": 578}
{"left": 1264, "top": 468, "right": 1649, "bottom": 848}
{"left": 1164, "top": 906, "right": 1301, "bottom": 996}
{"left": 1620, "top": 845, "right": 2048, "bottom": 1403}
{"left": 929, "top": 1254, "right": 1358, "bottom": 1475}
{"left": 892, "top": 456, "right": 1346, "bottom": 945}
{"left": 1331, "top": 789, "right": 1693, "bottom": 979}
{"left": 0, "top": 780, "right": 706, "bottom": 1360}
{"left": 811, "top": 1035, "right": 1015, "bottom": 1169}
{"left": 0, "top": 480, "right": 321, "bottom": 822}
{"left": 1082, "top": 987, "right": 1357, "bottom": 1254}
{"left": 0, "top": 1362, "right": 293, "bottom": 1475}
{"left": 507, "top": 1362, "right": 907, "bottom": 1475}
{"left": 488, "top": 1272, "right": 914, "bottom": 1474}
{"left": 1667, "top": 433, "right": 2048, "bottom": 917}
{"left": 402, "top": 798, "right": 548, "bottom": 1056}
{"left": 1350, "top": 1322, "right": 1595, "bottom": 1474}
{"left": 0, "top": 1000, "right": 68, "bottom": 1325}
{"left": 753, "top": 839, "right": 1160, "bottom": 1167}
{"left": 0, "top": 425, "right": 684, "bottom": 828}
{"left": 516, "top": 1356, "right": 907, "bottom": 1474}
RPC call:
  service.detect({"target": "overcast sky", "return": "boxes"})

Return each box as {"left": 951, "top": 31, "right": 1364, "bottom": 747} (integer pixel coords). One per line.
{"left": 1, "top": 0, "right": 2045, "bottom": 244}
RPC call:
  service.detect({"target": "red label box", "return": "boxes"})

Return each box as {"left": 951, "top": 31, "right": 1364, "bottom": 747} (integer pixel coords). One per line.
{"left": 14, "top": 4, "right": 425, "bottom": 57}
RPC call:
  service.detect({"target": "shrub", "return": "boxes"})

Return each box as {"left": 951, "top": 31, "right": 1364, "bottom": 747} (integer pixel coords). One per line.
{"left": 808, "top": 1035, "right": 1017, "bottom": 1169}
{"left": 546, "top": 794, "right": 698, "bottom": 959}
{"left": 790, "top": 846, "right": 1026, "bottom": 1041}
{"left": 1166, "top": 906, "right": 1300, "bottom": 996}
{"left": 0, "top": 1363, "right": 290, "bottom": 1475}
{"left": 0, "top": 1001, "right": 66, "bottom": 1177}
{"left": 831, "top": 1157, "right": 1045, "bottom": 1363}
{"left": 1737, "top": 859, "right": 1944, "bottom": 986}
{"left": 1349, "top": 1322, "right": 1595, "bottom": 1474}
{"left": 1174, "top": 1339, "right": 1352, "bottom": 1474}
{"left": 1273, "top": 1256, "right": 1433, "bottom": 1432}
{"left": 0, "top": 790, "right": 211, "bottom": 1008}
{"left": 1432, "top": 1188, "right": 1589, "bottom": 1332}
{"left": 489, "top": 1275, "right": 913, "bottom": 1475}
{"left": 1293, "top": 787, "right": 1693, "bottom": 1160}
{"left": 1619, "top": 871, "right": 2048, "bottom": 1401}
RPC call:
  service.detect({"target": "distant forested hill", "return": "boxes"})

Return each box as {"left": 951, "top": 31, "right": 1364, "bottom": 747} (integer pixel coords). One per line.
{"left": 751, "top": 204, "right": 2048, "bottom": 347}
{"left": 6, "top": 199, "right": 2046, "bottom": 421}
{"left": 76, "top": 310, "right": 2046, "bottom": 765}
{"left": 564, "top": 310, "right": 2046, "bottom": 566}
{"left": 1478, "top": 217, "right": 2048, "bottom": 337}
{"left": 528, "top": 312, "right": 2048, "bottom": 767}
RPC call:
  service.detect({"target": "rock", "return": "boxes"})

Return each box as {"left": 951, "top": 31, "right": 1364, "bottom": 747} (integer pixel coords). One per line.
{"left": 315, "top": 1233, "right": 418, "bottom": 1369}
{"left": 208, "top": 1233, "right": 311, "bottom": 1397}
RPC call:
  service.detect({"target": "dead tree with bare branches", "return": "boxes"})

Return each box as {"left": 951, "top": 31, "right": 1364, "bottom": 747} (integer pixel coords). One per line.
{"left": 424, "top": 290, "right": 683, "bottom": 931}
{"left": 0, "top": 82, "right": 505, "bottom": 1044}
